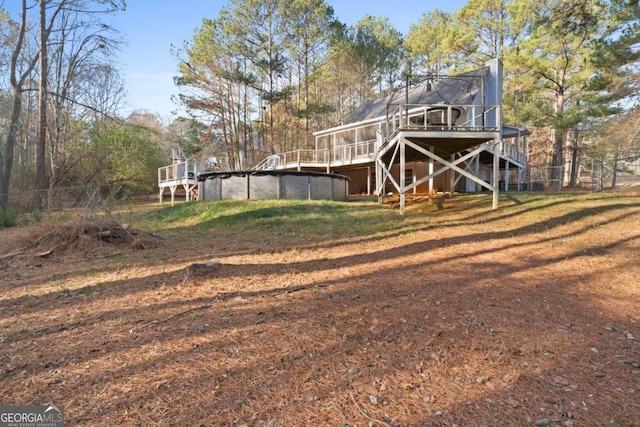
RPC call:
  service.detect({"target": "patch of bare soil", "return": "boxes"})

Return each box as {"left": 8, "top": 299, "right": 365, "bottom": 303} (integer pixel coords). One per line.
{"left": 1, "top": 194, "right": 639, "bottom": 426}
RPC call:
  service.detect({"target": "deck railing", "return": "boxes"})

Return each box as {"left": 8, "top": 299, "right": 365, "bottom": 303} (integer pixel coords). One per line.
{"left": 501, "top": 141, "right": 527, "bottom": 165}
{"left": 251, "top": 102, "right": 526, "bottom": 171}
{"left": 271, "top": 139, "right": 378, "bottom": 169}
{"left": 385, "top": 103, "right": 500, "bottom": 135}
{"left": 158, "top": 160, "right": 198, "bottom": 186}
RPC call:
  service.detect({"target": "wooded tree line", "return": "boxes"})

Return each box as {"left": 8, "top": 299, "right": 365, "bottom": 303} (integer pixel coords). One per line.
{"left": 175, "top": 0, "right": 639, "bottom": 183}
{"left": 0, "top": 0, "right": 170, "bottom": 212}
{"left": 0, "top": 0, "right": 638, "bottom": 215}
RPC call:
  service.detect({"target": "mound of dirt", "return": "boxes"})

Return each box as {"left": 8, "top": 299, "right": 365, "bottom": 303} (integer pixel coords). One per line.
{"left": 0, "top": 218, "right": 163, "bottom": 260}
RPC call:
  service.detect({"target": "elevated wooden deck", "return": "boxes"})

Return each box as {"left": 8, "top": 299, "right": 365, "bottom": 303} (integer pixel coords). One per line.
{"left": 255, "top": 103, "right": 525, "bottom": 172}
{"left": 158, "top": 160, "right": 199, "bottom": 205}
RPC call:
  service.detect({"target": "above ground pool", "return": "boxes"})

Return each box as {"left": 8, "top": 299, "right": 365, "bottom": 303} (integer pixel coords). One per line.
{"left": 197, "top": 170, "right": 350, "bottom": 201}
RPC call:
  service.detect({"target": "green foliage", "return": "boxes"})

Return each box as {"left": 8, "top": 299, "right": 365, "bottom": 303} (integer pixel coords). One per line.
{"left": 99, "top": 122, "right": 165, "bottom": 195}
{"left": 169, "top": 0, "right": 639, "bottom": 177}
{"left": 0, "top": 207, "right": 17, "bottom": 228}
{"left": 31, "top": 208, "right": 42, "bottom": 223}
{"left": 66, "top": 120, "right": 165, "bottom": 198}
{"left": 169, "top": 117, "right": 208, "bottom": 158}
{"left": 404, "top": 9, "right": 456, "bottom": 75}
{"left": 350, "top": 15, "right": 405, "bottom": 93}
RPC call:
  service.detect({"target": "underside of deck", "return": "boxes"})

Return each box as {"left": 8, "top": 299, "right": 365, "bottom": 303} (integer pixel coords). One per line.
{"left": 380, "top": 130, "right": 497, "bottom": 163}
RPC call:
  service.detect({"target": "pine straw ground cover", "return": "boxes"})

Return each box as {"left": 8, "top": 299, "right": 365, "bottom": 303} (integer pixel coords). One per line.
{"left": 0, "top": 192, "right": 639, "bottom": 427}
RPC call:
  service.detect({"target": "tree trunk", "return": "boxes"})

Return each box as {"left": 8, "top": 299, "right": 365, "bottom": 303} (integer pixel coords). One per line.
{"left": 2, "top": 0, "right": 37, "bottom": 210}
{"left": 551, "top": 129, "right": 564, "bottom": 184}
{"left": 568, "top": 127, "right": 580, "bottom": 187}
{"left": 35, "top": 0, "right": 49, "bottom": 209}
{"left": 0, "top": 92, "right": 23, "bottom": 210}
{"left": 551, "top": 86, "right": 565, "bottom": 185}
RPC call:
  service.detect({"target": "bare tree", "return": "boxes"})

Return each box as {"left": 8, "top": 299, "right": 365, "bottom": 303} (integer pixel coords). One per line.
{"left": 45, "top": 0, "right": 124, "bottom": 194}
{"left": 32, "top": 0, "right": 124, "bottom": 207}
{"left": 1, "top": 0, "right": 39, "bottom": 209}
{"left": 35, "top": 0, "right": 50, "bottom": 207}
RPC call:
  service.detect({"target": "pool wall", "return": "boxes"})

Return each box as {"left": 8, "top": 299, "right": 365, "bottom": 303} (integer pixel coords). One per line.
{"left": 198, "top": 170, "right": 350, "bottom": 201}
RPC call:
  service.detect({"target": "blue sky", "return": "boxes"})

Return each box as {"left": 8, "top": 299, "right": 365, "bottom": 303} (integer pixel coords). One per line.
{"left": 5, "top": 0, "right": 469, "bottom": 119}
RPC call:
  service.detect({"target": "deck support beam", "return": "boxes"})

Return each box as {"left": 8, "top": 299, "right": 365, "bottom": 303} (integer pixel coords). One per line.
{"left": 403, "top": 140, "right": 495, "bottom": 192}
{"left": 429, "top": 147, "right": 434, "bottom": 196}
{"left": 376, "top": 133, "right": 500, "bottom": 215}
{"left": 450, "top": 154, "right": 456, "bottom": 194}
{"left": 475, "top": 155, "right": 481, "bottom": 192}
{"left": 400, "top": 134, "right": 406, "bottom": 215}
{"left": 505, "top": 160, "right": 510, "bottom": 192}
{"left": 493, "top": 138, "right": 500, "bottom": 210}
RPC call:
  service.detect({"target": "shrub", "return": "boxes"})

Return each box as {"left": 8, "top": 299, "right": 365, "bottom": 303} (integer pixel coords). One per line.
{"left": 0, "top": 207, "right": 17, "bottom": 228}
{"left": 31, "top": 208, "right": 42, "bottom": 223}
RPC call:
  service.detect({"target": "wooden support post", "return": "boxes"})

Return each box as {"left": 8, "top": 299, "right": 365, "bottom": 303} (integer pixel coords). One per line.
{"left": 405, "top": 141, "right": 491, "bottom": 192}
{"left": 376, "top": 132, "right": 384, "bottom": 204}
{"left": 326, "top": 149, "right": 331, "bottom": 173}
{"left": 429, "top": 147, "right": 434, "bottom": 196}
{"left": 518, "top": 166, "right": 523, "bottom": 191}
{"left": 493, "top": 139, "right": 500, "bottom": 210}
{"left": 413, "top": 163, "right": 417, "bottom": 195}
{"left": 505, "top": 160, "right": 510, "bottom": 192}
{"left": 475, "top": 154, "right": 481, "bottom": 192}
{"left": 450, "top": 154, "right": 456, "bottom": 194}
{"left": 400, "top": 136, "right": 406, "bottom": 215}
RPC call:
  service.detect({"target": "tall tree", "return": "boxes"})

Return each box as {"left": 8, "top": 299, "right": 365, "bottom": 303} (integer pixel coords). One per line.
{"left": 1, "top": 0, "right": 39, "bottom": 209}
{"left": 315, "top": 29, "right": 364, "bottom": 126}
{"left": 1, "top": 0, "right": 124, "bottom": 209}
{"left": 176, "top": 15, "right": 254, "bottom": 169}
{"left": 404, "top": 10, "right": 457, "bottom": 76}
{"left": 281, "top": 0, "right": 335, "bottom": 133}
{"left": 226, "top": 0, "right": 287, "bottom": 154}
{"left": 513, "top": 0, "right": 605, "bottom": 182}
{"left": 36, "top": 0, "right": 51, "bottom": 208}
{"left": 45, "top": 0, "right": 124, "bottom": 193}
{"left": 350, "top": 15, "right": 404, "bottom": 95}
{"left": 589, "top": 0, "right": 640, "bottom": 186}
{"left": 451, "top": 0, "right": 530, "bottom": 64}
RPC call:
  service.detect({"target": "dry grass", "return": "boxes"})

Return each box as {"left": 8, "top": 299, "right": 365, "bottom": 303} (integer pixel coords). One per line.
{"left": 1, "top": 191, "right": 639, "bottom": 426}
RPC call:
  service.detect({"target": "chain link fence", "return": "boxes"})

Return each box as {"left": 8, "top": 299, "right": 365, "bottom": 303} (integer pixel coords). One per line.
{"left": 578, "top": 159, "right": 605, "bottom": 191}
{"left": 527, "top": 166, "right": 563, "bottom": 191}
{"left": 1, "top": 184, "right": 128, "bottom": 215}
{"left": 527, "top": 159, "right": 606, "bottom": 192}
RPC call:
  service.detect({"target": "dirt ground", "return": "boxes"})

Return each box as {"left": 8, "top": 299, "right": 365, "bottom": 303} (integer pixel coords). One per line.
{"left": 1, "top": 191, "right": 639, "bottom": 426}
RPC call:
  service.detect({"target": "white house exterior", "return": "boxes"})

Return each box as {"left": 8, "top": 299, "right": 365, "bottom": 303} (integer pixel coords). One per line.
{"left": 253, "top": 59, "right": 529, "bottom": 213}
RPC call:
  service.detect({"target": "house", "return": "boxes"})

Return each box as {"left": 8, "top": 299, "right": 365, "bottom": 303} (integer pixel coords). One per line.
{"left": 253, "top": 59, "right": 529, "bottom": 214}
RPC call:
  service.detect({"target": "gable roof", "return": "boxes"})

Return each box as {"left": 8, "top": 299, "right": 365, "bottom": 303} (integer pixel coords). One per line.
{"left": 345, "top": 66, "right": 491, "bottom": 124}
